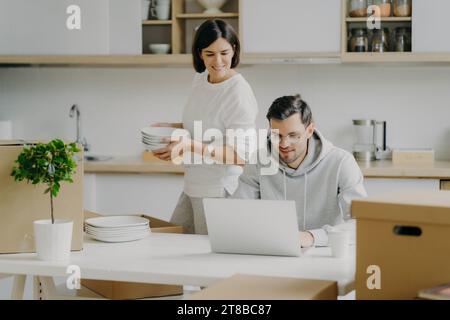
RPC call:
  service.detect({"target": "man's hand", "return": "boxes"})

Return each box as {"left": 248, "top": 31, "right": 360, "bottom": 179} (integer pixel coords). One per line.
{"left": 299, "top": 231, "right": 314, "bottom": 248}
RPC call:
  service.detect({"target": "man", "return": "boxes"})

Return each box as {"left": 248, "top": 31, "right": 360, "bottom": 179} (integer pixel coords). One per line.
{"left": 232, "top": 94, "right": 367, "bottom": 248}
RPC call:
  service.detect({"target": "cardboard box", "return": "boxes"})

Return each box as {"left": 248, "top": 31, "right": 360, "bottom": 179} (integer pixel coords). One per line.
{"left": 190, "top": 274, "right": 338, "bottom": 300}
{"left": 81, "top": 210, "right": 184, "bottom": 300}
{"left": 0, "top": 140, "right": 83, "bottom": 254}
{"left": 392, "top": 148, "right": 434, "bottom": 165}
{"left": 352, "top": 190, "right": 450, "bottom": 299}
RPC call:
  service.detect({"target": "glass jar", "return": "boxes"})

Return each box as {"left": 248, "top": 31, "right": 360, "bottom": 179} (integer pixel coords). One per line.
{"left": 349, "top": 0, "right": 367, "bottom": 17}
{"left": 372, "top": 0, "right": 391, "bottom": 17}
{"left": 393, "top": 0, "right": 412, "bottom": 17}
{"left": 349, "top": 28, "right": 368, "bottom": 52}
{"left": 371, "top": 28, "right": 390, "bottom": 52}
{"left": 394, "top": 27, "right": 411, "bottom": 52}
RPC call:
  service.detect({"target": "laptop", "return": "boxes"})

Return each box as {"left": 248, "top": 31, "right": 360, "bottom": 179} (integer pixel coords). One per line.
{"left": 203, "top": 198, "right": 301, "bottom": 257}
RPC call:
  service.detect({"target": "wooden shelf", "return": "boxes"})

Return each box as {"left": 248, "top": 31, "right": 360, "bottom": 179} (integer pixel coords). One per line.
{"left": 346, "top": 17, "right": 412, "bottom": 22}
{"left": 341, "top": 52, "right": 450, "bottom": 63}
{"left": 176, "top": 12, "right": 239, "bottom": 19}
{"left": 242, "top": 53, "right": 341, "bottom": 64}
{"left": 3, "top": 52, "right": 450, "bottom": 67}
{"left": 0, "top": 54, "right": 192, "bottom": 67}
{"left": 142, "top": 20, "right": 173, "bottom": 25}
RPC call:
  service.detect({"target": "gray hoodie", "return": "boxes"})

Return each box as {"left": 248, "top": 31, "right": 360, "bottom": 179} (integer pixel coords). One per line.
{"left": 231, "top": 129, "right": 367, "bottom": 246}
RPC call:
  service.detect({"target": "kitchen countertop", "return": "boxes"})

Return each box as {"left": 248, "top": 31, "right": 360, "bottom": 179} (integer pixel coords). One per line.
{"left": 84, "top": 156, "right": 184, "bottom": 174}
{"left": 84, "top": 156, "right": 450, "bottom": 179}
{"left": 357, "top": 160, "right": 450, "bottom": 179}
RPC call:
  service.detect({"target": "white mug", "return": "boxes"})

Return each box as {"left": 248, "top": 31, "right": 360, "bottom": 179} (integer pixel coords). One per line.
{"left": 142, "top": 0, "right": 151, "bottom": 20}
{"left": 328, "top": 230, "right": 350, "bottom": 258}
{"left": 152, "top": 4, "right": 171, "bottom": 20}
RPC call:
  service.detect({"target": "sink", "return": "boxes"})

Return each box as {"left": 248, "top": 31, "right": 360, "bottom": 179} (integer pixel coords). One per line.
{"left": 84, "top": 155, "right": 113, "bottom": 162}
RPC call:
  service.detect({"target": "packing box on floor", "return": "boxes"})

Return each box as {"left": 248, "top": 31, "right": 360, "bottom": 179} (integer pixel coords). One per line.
{"left": 0, "top": 140, "right": 84, "bottom": 254}
{"left": 190, "top": 274, "right": 338, "bottom": 300}
{"left": 352, "top": 190, "right": 450, "bottom": 300}
{"left": 81, "top": 210, "right": 184, "bottom": 300}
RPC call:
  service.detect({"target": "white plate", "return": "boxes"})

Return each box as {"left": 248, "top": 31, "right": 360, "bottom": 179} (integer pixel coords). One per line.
{"left": 142, "top": 137, "right": 165, "bottom": 143}
{"left": 85, "top": 225, "right": 149, "bottom": 235}
{"left": 85, "top": 216, "right": 149, "bottom": 228}
{"left": 85, "top": 224, "right": 149, "bottom": 231}
{"left": 141, "top": 139, "right": 168, "bottom": 147}
{"left": 141, "top": 132, "right": 165, "bottom": 139}
{"left": 88, "top": 232, "right": 150, "bottom": 243}
{"left": 142, "top": 144, "right": 168, "bottom": 150}
{"left": 141, "top": 127, "right": 177, "bottom": 137}
{"left": 86, "top": 230, "right": 150, "bottom": 238}
{"left": 141, "top": 133, "right": 165, "bottom": 139}
{"left": 143, "top": 145, "right": 168, "bottom": 151}
{"left": 86, "top": 230, "right": 151, "bottom": 237}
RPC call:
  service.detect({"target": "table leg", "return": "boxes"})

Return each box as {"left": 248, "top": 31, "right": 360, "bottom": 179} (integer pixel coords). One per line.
{"left": 11, "top": 275, "right": 26, "bottom": 300}
{"left": 32, "top": 276, "right": 60, "bottom": 300}
{"left": 33, "top": 276, "right": 43, "bottom": 300}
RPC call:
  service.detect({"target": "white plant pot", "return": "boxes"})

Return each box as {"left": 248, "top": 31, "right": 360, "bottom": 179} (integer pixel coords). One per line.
{"left": 33, "top": 219, "right": 73, "bottom": 261}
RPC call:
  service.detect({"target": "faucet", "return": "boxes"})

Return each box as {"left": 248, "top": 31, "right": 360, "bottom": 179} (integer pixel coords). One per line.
{"left": 69, "top": 104, "right": 90, "bottom": 152}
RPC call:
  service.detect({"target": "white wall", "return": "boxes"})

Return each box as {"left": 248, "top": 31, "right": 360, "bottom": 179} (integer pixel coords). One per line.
{"left": 1, "top": 64, "right": 450, "bottom": 159}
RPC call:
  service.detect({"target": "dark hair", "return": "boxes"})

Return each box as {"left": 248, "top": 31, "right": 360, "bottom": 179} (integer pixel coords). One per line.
{"left": 266, "top": 94, "right": 314, "bottom": 126}
{"left": 191, "top": 19, "right": 240, "bottom": 73}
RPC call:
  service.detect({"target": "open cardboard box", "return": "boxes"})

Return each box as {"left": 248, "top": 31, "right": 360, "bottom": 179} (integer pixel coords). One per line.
{"left": 0, "top": 140, "right": 83, "bottom": 254}
{"left": 80, "top": 210, "right": 184, "bottom": 300}
{"left": 190, "top": 274, "right": 338, "bottom": 300}
{"left": 352, "top": 190, "right": 450, "bottom": 299}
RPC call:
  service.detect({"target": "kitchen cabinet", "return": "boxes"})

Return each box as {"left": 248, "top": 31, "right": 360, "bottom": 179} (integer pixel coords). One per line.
{"left": 364, "top": 178, "right": 440, "bottom": 197}
{"left": 241, "top": 0, "right": 341, "bottom": 54}
{"left": 0, "top": 0, "right": 141, "bottom": 55}
{"left": 342, "top": 0, "right": 413, "bottom": 60}
{"left": 412, "top": 0, "right": 450, "bottom": 52}
{"left": 142, "top": 0, "right": 239, "bottom": 55}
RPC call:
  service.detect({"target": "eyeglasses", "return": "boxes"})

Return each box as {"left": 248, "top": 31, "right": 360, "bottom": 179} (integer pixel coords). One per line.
{"left": 269, "top": 131, "right": 304, "bottom": 145}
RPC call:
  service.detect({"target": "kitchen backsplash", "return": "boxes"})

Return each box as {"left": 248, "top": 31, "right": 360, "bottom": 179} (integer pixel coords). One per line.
{"left": 1, "top": 64, "right": 450, "bottom": 159}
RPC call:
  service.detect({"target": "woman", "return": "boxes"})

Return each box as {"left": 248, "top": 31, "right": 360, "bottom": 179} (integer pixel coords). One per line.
{"left": 152, "top": 19, "right": 258, "bottom": 235}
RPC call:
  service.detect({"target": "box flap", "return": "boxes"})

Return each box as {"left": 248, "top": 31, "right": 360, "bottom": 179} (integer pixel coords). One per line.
{"left": 0, "top": 140, "right": 33, "bottom": 146}
{"left": 190, "top": 274, "right": 337, "bottom": 300}
{"left": 0, "top": 139, "right": 51, "bottom": 146}
{"left": 352, "top": 190, "right": 450, "bottom": 225}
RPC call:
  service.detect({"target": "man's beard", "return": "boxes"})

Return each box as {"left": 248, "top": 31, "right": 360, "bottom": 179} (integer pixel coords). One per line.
{"left": 279, "top": 149, "right": 303, "bottom": 165}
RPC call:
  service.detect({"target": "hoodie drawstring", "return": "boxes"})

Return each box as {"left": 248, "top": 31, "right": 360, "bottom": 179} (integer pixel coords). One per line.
{"left": 303, "top": 172, "right": 307, "bottom": 231}
{"left": 282, "top": 168, "right": 307, "bottom": 231}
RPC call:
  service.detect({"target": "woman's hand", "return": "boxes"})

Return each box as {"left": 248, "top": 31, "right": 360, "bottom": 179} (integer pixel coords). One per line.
{"left": 152, "top": 136, "right": 189, "bottom": 162}
{"left": 150, "top": 122, "right": 183, "bottom": 129}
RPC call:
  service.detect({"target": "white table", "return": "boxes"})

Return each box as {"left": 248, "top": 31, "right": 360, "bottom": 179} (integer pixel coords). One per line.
{"left": 0, "top": 233, "right": 356, "bottom": 299}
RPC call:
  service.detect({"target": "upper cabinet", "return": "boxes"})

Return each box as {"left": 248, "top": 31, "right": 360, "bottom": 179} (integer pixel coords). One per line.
{"left": 240, "top": 0, "right": 341, "bottom": 54}
{"left": 141, "top": 0, "right": 240, "bottom": 55}
{"left": 412, "top": 0, "right": 450, "bottom": 52}
{"left": 0, "top": 0, "right": 141, "bottom": 55}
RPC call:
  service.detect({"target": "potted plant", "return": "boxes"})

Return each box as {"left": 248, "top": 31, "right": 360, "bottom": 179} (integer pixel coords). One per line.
{"left": 11, "top": 139, "right": 80, "bottom": 261}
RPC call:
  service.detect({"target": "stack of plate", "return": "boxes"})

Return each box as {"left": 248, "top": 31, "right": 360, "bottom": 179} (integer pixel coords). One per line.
{"left": 141, "top": 127, "right": 176, "bottom": 151}
{"left": 85, "top": 216, "right": 151, "bottom": 243}
{"left": 141, "top": 126, "right": 189, "bottom": 151}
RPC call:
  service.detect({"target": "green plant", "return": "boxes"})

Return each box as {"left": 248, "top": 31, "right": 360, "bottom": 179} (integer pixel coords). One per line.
{"left": 10, "top": 139, "right": 81, "bottom": 224}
